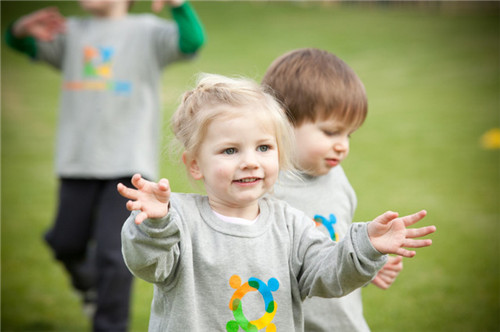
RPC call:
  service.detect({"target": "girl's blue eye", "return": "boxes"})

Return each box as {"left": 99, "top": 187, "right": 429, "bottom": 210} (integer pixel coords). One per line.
{"left": 258, "top": 145, "right": 270, "bottom": 152}
{"left": 224, "top": 148, "right": 236, "bottom": 155}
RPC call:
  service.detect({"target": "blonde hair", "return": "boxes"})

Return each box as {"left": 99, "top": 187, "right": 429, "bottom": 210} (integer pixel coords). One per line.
{"left": 262, "top": 48, "right": 367, "bottom": 130}
{"left": 171, "top": 73, "right": 295, "bottom": 172}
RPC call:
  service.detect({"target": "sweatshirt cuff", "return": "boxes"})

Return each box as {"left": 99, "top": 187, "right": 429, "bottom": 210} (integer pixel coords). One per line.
{"left": 171, "top": 2, "right": 205, "bottom": 54}
{"left": 137, "top": 212, "right": 173, "bottom": 237}
{"left": 356, "top": 222, "right": 387, "bottom": 261}
{"left": 5, "top": 23, "right": 37, "bottom": 58}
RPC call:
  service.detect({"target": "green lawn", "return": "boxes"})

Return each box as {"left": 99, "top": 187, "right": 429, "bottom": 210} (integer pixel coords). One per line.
{"left": 2, "top": 1, "right": 499, "bottom": 331}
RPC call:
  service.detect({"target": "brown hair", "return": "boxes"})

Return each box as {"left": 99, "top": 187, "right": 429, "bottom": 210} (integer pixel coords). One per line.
{"left": 262, "top": 48, "right": 367, "bottom": 129}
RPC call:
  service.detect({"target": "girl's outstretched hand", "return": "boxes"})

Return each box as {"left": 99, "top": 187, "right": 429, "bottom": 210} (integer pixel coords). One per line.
{"left": 117, "top": 174, "right": 171, "bottom": 225}
{"left": 368, "top": 210, "right": 436, "bottom": 258}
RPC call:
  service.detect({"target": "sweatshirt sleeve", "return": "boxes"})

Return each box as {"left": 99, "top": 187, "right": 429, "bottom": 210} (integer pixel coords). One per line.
{"left": 4, "top": 23, "right": 37, "bottom": 58}
{"left": 5, "top": 21, "right": 65, "bottom": 69}
{"left": 292, "top": 218, "right": 387, "bottom": 300}
{"left": 121, "top": 210, "right": 182, "bottom": 284}
{"left": 171, "top": 2, "right": 205, "bottom": 54}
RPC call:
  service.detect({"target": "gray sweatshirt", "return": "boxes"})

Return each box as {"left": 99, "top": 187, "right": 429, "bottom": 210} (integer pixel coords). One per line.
{"left": 274, "top": 166, "right": 370, "bottom": 331}
{"left": 121, "top": 192, "right": 387, "bottom": 331}
{"left": 36, "top": 14, "right": 188, "bottom": 180}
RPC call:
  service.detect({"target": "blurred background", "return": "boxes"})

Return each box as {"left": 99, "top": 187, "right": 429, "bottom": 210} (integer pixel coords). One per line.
{"left": 2, "top": 1, "right": 499, "bottom": 331}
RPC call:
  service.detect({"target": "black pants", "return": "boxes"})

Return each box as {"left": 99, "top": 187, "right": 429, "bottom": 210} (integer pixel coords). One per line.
{"left": 45, "top": 178, "right": 133, "bottom": 332}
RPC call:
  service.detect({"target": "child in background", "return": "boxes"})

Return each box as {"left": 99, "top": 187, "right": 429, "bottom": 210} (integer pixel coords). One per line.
{"left": 262, "top": 48, "right": 407, "bottom": 331}
{"left": 117, "top": 73, "right": 436, "bottom": 331}
{"left": 5, "top": 1, "right": 204, "bottom": 331}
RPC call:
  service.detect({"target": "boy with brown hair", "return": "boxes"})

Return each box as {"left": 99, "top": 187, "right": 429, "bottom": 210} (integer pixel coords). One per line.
{"left": 5, "top": 1, "right": 204, "bottom": 330}
{"left": 263, "top": 48, "right": 406, "bottom": 331}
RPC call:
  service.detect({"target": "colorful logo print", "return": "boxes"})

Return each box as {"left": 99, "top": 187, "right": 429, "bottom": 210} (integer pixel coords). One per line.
{"left": 83, "top": 46, "right": 114, "bottom": 79}
{"left": 64, "top": 46, "right": 132, "bottom": 95}
{"left": 227, "top": 275, "right": 279, "bottom": 332}
{"left": 314, "top": 213, "right": 338, "bottom": 241}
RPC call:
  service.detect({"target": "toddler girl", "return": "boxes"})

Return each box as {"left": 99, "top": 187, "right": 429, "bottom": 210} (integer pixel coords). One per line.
{"left": 117, "top": 73, "right": 435, "bottom": 331}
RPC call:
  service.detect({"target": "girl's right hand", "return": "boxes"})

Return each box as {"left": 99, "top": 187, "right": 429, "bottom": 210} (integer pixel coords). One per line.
{"left": 117, "top": 174, "right": 171, "bottom": 225}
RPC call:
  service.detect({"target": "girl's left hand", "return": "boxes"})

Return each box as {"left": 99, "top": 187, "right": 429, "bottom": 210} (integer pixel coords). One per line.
{"left": 367, "top": 210, "right": 436, "bottom": 258}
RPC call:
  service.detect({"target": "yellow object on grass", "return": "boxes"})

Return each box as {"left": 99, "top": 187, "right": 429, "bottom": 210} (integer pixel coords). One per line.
{"left": 480, "top": 128, "right": 500, "bottom": 150}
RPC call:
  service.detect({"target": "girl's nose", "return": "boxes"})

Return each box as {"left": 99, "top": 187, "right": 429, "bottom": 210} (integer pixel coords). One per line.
{"left": 240, "top": 151, "right": 259, "bottom": 169}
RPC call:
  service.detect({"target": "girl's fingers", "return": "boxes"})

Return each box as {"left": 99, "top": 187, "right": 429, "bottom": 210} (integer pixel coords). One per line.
{"left": 158, "top": 178, "right": 170, "bottom": 192}
{"left": 126, "top": 200, "right": 141, "bottom": 212}
{"left": 401, "top": 210, "right": 427, "bottom": 227}
{"left": 406, "top": 225, "right": 437, "bottom": 239}
{"left": 395, "top": 248, "right": 416, "bottom": 258}
{"left": 117, "top": 183, "right": 138, "bottom": 200}
{"left": 157, "top": 179, "right": 171, "bottom": 205}
{"left": 135, "top": 211, "right": 148, "bottom": 225}
{"left": 403, "top": 238, "right": 433, "bottom": 249}
{"left": 373, "top": 211, "right": 398, "bottom": 225}
{"left": 131, "top": 173, "right": 144, "bottom": 189}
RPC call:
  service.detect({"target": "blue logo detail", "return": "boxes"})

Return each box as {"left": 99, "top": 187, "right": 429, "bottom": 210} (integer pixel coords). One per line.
{"left": 313, "top": 214, "right": 338, "bottom": 241}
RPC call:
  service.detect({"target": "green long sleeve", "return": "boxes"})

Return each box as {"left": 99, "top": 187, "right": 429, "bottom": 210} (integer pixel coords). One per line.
{"left": 4, "top": 23, "right": 37, "bottom": 58}
{"left": 171, "top": 2, "right": 205, "bottom": 54}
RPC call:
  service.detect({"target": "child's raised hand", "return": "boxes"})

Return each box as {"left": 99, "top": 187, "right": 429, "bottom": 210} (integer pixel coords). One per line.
{"left": 151, "top": 0, "right": 185, "bottom": 12}
{"left": 117, "top": 174, "right": 171, "bottom": 225}
{"left": 372, "top": 256, "right": 403, "bottom": 290}
{"left": 367, "top": 210, "right": 436, "bottom": 258}
{"left": 13, "top": 7, "right": 65, "bottom": 41}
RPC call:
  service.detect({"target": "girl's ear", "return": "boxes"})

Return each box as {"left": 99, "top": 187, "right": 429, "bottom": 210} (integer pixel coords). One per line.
{"left": 182, "top": 152, "right": 203, "bottom": 180}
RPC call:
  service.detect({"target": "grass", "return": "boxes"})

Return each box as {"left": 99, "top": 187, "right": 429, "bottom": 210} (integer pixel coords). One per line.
{"left": 2, "top": 1, "right": 499, "bottom": 331}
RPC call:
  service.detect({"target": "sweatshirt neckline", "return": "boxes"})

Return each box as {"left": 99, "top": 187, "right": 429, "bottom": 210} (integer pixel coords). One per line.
{"left": 199, "top": 196, "right": 272, "bottom": 238}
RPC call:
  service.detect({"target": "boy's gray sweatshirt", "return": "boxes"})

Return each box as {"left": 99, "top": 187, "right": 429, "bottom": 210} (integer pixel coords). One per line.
{"left": 36, "top": 15, "right": 188, "bottom": 180}
{"left": 121, "top": 193, "right": 387, "bottom": 331}
{"left": 274, "top": 166, "right": 370, "bottom": 331}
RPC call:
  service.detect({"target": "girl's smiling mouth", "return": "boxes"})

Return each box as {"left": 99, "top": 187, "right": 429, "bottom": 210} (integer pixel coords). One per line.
{"left": 233, "top": 177, "right": 261, "bottom": 184}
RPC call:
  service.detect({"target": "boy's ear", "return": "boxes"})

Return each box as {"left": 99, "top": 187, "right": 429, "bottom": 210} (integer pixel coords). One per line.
{"left": 182, "top": 152, "right": 203, "bottom": 180}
